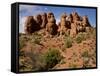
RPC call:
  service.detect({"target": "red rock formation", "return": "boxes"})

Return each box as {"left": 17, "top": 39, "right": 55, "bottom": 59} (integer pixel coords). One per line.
{"left": 24, "top": 16, "right": 37, "bottom": 34}
{"left": 70, "top": 23, "right": 78, "bottom": 37}
{"left": 35, "top": 14, "right": 42, "bottom": 26}
{"left": 41, "top": 13, "right": 48, "bottom": 28}
{"left": 58, "top": 13, "right": 71, "bottom": 35}
{"left": 82, "top": 16, "right": 91, "bottom": 27}
{"left": 46, "top": 12, "right": 58, "bottom": 35}
{"left": 67, "top": 14, "right": 73, "bottom": 23}
{"left": 24, "top": 11, "right": 92, "bottom": 37}
{"left": 72, "top": 11, "right": 80, "bottom": 23}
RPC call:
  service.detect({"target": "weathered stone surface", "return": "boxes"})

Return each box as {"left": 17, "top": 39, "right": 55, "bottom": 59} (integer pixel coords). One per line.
{"left": 58, "top": 13, "right": 67, "bottom": 35}
{"left": 24, "top": 16, "right": 37, "bottom": 34}
{"left": 24, "top": 12, "right": 92, "bottom": 37}
{"left": 70, "top": 23, "right": 78, "bottom": 37}
{"left": 82, "top": 16, "right": 91, "bottom": 27}
{"left": 34, "top": 14, "right": 42, "bottom": 26}
{"left": 46, "top": 12, "right": 58, "bottom": 35}
{"left": 72, "top": 11, "right": 80, "bottom": 23}
{"left": 67, "top": 14, "right": 73, "bottom": 23}
{"left": 24, "top": 14, "right": 47, "bottom": 34}
{"left": 41, "top": 13, "right": 48, "bottom": 28}
{"left": 58, "top": 13, "right": 71, "bottom": 35}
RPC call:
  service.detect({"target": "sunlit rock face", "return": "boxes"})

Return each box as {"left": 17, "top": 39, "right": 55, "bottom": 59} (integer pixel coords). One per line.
{"left": 41, "top": 13, "right": 48, "bottom": 28}
{"left": 24, "top": 12, "right": 91, "bottom": 37}
{"left": 24, "top": 16, "right": 37, "bottom": 34}
{"left": 46, "top": 12, "right": 58, "bottom": 35}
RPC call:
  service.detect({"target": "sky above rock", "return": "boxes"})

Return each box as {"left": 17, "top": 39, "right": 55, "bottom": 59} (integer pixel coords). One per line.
{"left": 19, "top": 4, "right": 96, "bottom": 33}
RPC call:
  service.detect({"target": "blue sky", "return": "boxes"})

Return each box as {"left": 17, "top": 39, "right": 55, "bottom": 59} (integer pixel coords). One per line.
{"left": 19, "top": 4, "right": 96, "bottom": 33}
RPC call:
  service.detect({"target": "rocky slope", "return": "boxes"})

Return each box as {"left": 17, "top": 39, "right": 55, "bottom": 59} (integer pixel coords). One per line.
{"left": 19, "top": 11, "right": 96, "bottom": 72}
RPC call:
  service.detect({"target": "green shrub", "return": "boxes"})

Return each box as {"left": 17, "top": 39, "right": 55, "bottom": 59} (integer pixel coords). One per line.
{"left": 81, "top": 50, "right": 90, "bottom": 68}
{"left": 34, "top": 38, "right": 41, "bottom": 44}
{"left": 19, "top": 57, "right": 33, "bottom": 72}
{"left": 90, "top": 28, "right": 96, "bottom": 38}
{"left": 19, "top": 51, "right": 25, "bottom": 56}
{"left": 75, "top": 33, "right": 85, "bottom": 43}
{"left": 43, "top": 48, "right": 62, "bottom": 69}
{"left": 19, "top": 36, "right": 28, "bottom": 50}
{"left": 32, "top": 32, "right": 42, "bottom": 38}
{"left": 19, "top": 50, "right": 46, "bottom": 71}
{"left": 64, "top": 36, "right": 72, "bottom": 48}
{"left": 82, "top": 51, "right": 89, "bottom": 58}
{"left": 31, "top": 32, "right": 42, "bottom": 45}
{"left": 85, "top": 27, "right": 96, "bottom": 39}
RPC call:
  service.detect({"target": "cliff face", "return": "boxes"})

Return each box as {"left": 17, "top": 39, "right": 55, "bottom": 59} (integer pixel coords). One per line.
{"left": 24, "top": 11, "right": 91, "bottom": 37}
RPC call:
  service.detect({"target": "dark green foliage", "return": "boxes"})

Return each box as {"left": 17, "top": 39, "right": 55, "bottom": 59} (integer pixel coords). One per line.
{"left": 64, "top": 36, "right": 72, "bottom": 48}
{"left": 34, "top": 38, "right": 41, "bottom": 44}
{"left": 19, "top": 36, "right": 28, "bottom": 50}
{"left": 43, "top": 48, "right": 62, "bottom": 69}
{"left": 32, "top": 32, "right": 42, "bottom": 45}
{"left": 82, "top": 51, "right": 89, "bottom": 58}
{"left": 75, "top": 33, "right": 85, "bottom": 43}
{"left": 19, "top": 50, "right": 46, "bottom": 72}
{"left": 81, "top": 50, "right": 92, "bottom": 68}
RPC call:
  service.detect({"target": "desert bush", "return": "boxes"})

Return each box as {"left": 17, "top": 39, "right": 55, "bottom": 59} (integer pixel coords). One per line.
{"left": 81, "top": 50, "right": 92, "bottom": 68}
{"left": 43, "top": 48, "right": 63, "bottom": 69}
{"left": 32, "top": 32, "right": 42, "bottom": 38}
{"left": 90, "top": 27, "right": 96, "bottom": 38}
{"left": 19, "top": 51, "right": 25, "bottom": 56}
{"left": 85, "top": 27, "right": 96, "bottom": 39}
{"left": 82, "top": 49, "right": 96, "bottom": 68}
{"left": 82, "top": 58, "right": 90, "bottom": 68}
{"left": 81, "top": 51, "right": 89, "bottom": 58}
{"left": 33, "top": 38, "right": 41, "bottom": 44}
{"left": 19, "top": 50, "right": 46, "bottom": 71}
{"left": 64, "top": 36, "right": 72, "bottom": 48}
{"left": 31, "top": 32, "right": 42, "bottom": 45}
{"left": 19, "top": 56, "right": 33, "bottom": 72}
{"left": 19, "top": 36, "right": 28, "bottom": 50}
{"left": 75, "top": 33, "right": 85, "bottom": 43}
